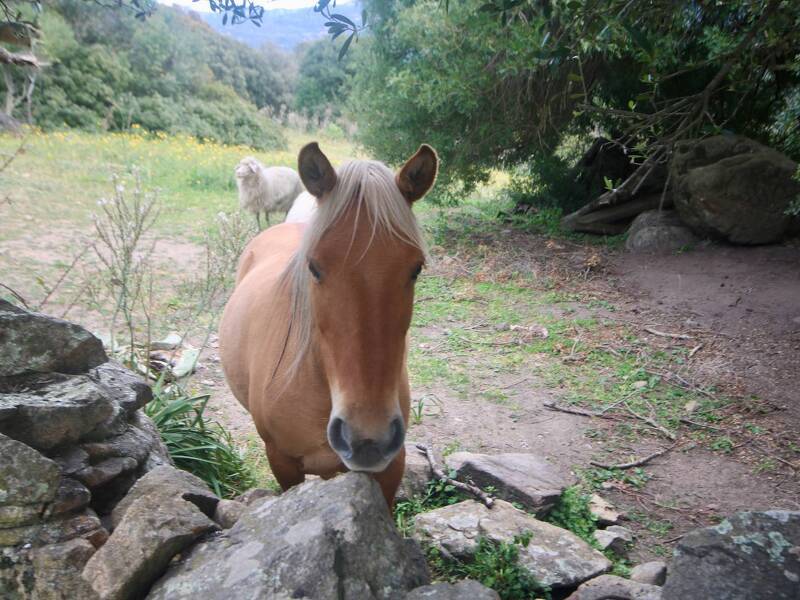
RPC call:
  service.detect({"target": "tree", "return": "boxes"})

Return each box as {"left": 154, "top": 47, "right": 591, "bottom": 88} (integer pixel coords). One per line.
{"left": 344, "top": 0, "right": 800, "bottom": 212}
{"left": 294, "top": 38, "right": 353, "bottom": 126}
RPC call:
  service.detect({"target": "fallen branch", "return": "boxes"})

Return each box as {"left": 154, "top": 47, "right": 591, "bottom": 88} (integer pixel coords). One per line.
{"left": 414, "top": 443, "right": 494, "bottom": 507}
{"left": 644, "top": 327, "right": 692, "bottom": 340}
{"left": 590, "top": 443, "right": 678, "bottom": 470}
{"left": 688, "top": 344, "right": 704, "bottom": 358}
{"left": 624, "top": 401, "right": 677, "bottom": 440}
{"left": 543, "top": 401, "right": 609, "bottom": 418}
{"left": 679, "top": 417, "right": 720, "bottom": 431}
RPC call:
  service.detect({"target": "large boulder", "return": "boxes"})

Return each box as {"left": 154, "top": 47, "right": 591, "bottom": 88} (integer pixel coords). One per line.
{"left": 413, "top": 499, "right": 611, "bottom": 590}
{"left": 444, "top": 452, "right": 575, "bottom": 516}
{"left": 82, "top": 467, "right": 220, "bottom": 600}
{"left": 147, "top": 473, "right": 430, "bottom": 599}
{"left": 0, "top": 300, "right": 107, "bottom": 377}
{"left": 625, "top": 209, "right": 700, "bottom": 253}
{"left": 565, "top": 575, "right": 662, "bottom": 600}
{"left": 671, "top": 135, "right": 800, "bottom": 244}
{"left": 661, "top": 510, "right": 800, "bottom": 600}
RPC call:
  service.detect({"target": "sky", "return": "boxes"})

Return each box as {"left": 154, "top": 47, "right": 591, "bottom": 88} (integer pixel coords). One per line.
{"left": 159, "top": 0, "right": 353, "bottom": 13}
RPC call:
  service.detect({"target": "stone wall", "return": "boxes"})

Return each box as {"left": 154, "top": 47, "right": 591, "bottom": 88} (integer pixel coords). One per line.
{"left": 0, "top": 300, "right": 171, "bottom": 599}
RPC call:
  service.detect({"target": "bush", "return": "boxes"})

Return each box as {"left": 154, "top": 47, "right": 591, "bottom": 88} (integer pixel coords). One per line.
{"left": 145, "top": 379, "right": 257, "bottom": 498}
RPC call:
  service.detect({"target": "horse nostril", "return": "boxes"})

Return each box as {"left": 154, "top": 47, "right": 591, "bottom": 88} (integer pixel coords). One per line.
{"left": 327, "top": 417, "right": 351, "bottom": 455}
{"left": 385, "top": 417, "right": 405, "bottom": 455}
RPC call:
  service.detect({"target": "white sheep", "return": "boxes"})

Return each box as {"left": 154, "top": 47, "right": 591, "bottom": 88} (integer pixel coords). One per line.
{"left": 284, "top": 191, "right": 318, "bottom": 224}
{"left": 235, "top": 157, "right": 305, "bottom": 228}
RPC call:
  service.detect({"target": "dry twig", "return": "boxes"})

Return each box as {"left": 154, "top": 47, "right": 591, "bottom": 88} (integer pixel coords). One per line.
{"left": 414, "top": 443, "right": 494, "bottom": 507}
{"left": 644, "top": 327, "right": 692, "bottom": 340}
{"left": 590, "top": 443, "right": 678, "bottom": 470}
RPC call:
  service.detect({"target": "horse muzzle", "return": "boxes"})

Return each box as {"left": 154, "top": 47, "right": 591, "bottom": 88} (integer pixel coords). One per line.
{"left": 327, "top": 415, "right": 405, "bottom": 472}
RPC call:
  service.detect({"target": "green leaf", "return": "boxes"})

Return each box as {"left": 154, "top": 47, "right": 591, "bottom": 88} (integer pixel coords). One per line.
{"left": 338, "top": 32, "right": 354, "bottom": 61}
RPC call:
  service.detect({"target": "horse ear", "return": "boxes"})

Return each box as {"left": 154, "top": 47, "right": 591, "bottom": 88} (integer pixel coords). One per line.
{"left": 396, "top": 144, "right": 438, "bottom": 203}
{"left": 298, "top": 142, "right": 337, "bottom": 199}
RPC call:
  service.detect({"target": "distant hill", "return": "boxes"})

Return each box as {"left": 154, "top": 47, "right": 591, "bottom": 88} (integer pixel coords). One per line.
{"left": 198, "top": 3, "right": 362, "bottom": 51}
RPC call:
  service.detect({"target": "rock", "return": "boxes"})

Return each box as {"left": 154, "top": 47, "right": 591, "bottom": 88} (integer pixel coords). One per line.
{"left": 82, "top": 493, "right": 218, "bottom": 600}
{"left": 630, "top": 561, "right": 667, "bottom": 586}
{"left": 234, "top": 487, "right": 278, "bottom": 506}
{"left": 589, "top": 494, "right": 621, "bottom": 526}
{"left": 85, "top": 362, "right": 153, "bottom": 439}
{"left": 593, "top": 525, "right": 633, "bottom": 556}
{"left": 49, "top": 447, "right": 90, "bottom": 476}
{"left": 444, "top": 452, "right": 575, "bottom": 516}
{"left": 80, "top": 422, "right": 157, "bottom": 465}
{"left": 405, "top": 580, "right": 500, "bottom": 599}
{"left": 0, "top": 375, "right": 115, "bottom": 450}
{"left": 213, "top": 499, "right": 246, "bottom": 529}
{"left": 31, "top": 538, "right": 99, "bottom": 600}
{"left": 75, "top": 456, "right": 138, "bottom": 489}
{"left": 661, "top": 510, "right": 800, "bottom": 600}
{"left": 110, "top": 465, "right": 219, "bottom": 529}
{"left": 49, "top": 478, "right": 92, "bottom": 516}
{"left": 132, "top": 411, "right": 172, "bottom": 471}
{"left": 0, "top": 300, "right": 107, "bottom": 377}
{"left": 413, "top": 499, "right": 611, "bottom": 589}
{"left": 150, "top": 333, "right": 182, "bottom": 351}
{"left": 565, "top": 575, "right": 662, "bottom": 600}
{"left": 625, "top": 209, "right": 700, "bottom": 253}
{"left": 0, "top": 510, "right": 106, "bottom": 547}
{"left": 397, "top": 442, "right": 433, "bottom": 501}
{"left": 148, "top": 472, "right": 430, "bottom": 599}
{"left": 671, "top": 135, "right": 800, "bottom": 244}
{"left": 0, "top": 433, "right": 61, "bottom": 528}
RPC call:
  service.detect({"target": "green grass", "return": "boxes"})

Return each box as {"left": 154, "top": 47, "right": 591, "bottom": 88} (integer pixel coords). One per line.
{"left": 426, "top": 534, "right": 551, "bottom": 600}
{"left": 144, "top": 378, "right": 258, "bottom": 499}
{"left": 0, "top": 127, "right": 357, "bottom": 242}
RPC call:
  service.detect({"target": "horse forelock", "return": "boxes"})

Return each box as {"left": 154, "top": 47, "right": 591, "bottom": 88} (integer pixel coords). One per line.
{"left": 275, "top": 159, "right": 427, "bottom": 384}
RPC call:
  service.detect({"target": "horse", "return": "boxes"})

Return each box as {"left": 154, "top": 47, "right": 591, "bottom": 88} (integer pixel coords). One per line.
{"left": 219, "top": 142, "right": 438, "bottom": 506}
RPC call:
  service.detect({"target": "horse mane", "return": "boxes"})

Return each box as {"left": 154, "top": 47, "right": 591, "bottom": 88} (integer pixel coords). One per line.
{"left": 275, "top": 159, "right": 427, "bottom": 384}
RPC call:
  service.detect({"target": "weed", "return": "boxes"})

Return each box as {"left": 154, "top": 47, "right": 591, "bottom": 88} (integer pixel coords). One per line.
{"left": 442, "top": 440, "right": 463, "bottom": 457}
{"left": 145, "top": 378, "right": 257, "bottom": 498}
{"left": 410, "top": 396, "right": 425, "bottom": 426}
{"left": 710, "top": 436, "right": 734, "bottom": 454}
{"left": 394, "top": 477, "right": 467, "bottom": 536}
{"left": 580, "top": 466, "right": 651, "bottom": 491}
{"left": 544, "top": 486, "right": 597, "bottom": 544}
{"left": 426, "top": 534, "right": 551, "bottom": 600}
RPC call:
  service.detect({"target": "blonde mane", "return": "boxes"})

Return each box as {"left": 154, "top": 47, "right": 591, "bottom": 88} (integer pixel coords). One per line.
{"left": 276, "top": 159, "right": 427, "bottom": 382}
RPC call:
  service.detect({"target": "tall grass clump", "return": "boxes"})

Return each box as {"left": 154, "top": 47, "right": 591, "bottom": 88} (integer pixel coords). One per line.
{"left": 145, "top": 378, "right": 257, "bottom": 498}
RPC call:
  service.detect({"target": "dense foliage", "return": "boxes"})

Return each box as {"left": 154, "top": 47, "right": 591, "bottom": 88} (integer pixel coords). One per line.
{"left": 4, "top": 0, "right": 293, "bottom": 148}
{"left": 348, "top": 0, "right": 800, "bottom": 204}
{"left": 293, "top": 39, "right": 354, "bottom": 125}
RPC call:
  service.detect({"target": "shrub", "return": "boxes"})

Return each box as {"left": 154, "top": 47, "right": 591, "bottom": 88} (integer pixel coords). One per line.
{"left": 145, "top": 378, "right": 257, "bottom": 498}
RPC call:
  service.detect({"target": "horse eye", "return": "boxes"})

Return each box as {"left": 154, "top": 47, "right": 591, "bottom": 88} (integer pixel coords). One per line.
{"left": 308, "top": 261, "right": 322, "bottom": 281}
{"left": 411, "top": 264, "right": 423, "bottom": 281}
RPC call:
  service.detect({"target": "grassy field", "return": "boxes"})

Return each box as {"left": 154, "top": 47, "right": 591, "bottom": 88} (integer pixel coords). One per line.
{"left": 0, "top": 127, "right": 359, "bottom": 242}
